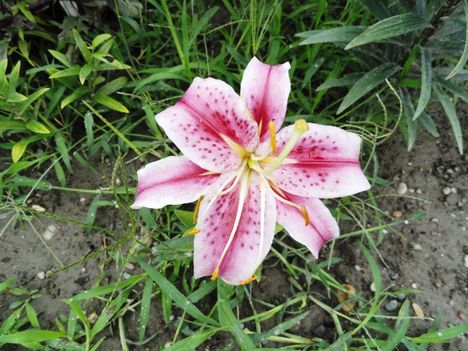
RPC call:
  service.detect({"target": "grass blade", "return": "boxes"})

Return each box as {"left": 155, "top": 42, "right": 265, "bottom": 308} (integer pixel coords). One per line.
{"left": 446, "top": 0, "right": 468, "bottom": 79}
{"left": 434, "top": 86, "right": 463, "bottom": 154}
{"left": 296, "top": 26, "right": 365, "bottom": 45}
{"left": 413, "top": 47, "right": 432, "bottom": 120}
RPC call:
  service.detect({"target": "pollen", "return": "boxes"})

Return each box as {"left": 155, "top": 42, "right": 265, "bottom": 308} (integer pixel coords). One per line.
{"left": 193, "top": 196, "right": 204, "bottom": 224}
{"left": 210, "top": 267, "right": 219, "bottom": 281}
{"left": 187, "top": 228, "right": 201, "bottom": 236}
{"left": 300, "top": 206, "right": 310, "bottom": 226}
{"left": 240, "top": 276, "right": 256, "bottom": 285}
{"left": 269, "top": 121, "right": 277, "bottom": 153}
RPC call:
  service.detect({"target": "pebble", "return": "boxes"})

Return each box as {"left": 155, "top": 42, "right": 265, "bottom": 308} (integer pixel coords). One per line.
{"left": 123, "top": 272, "right": 132, "bottom": 280}
{"left": 354, "top": 265, "right": 362, "bottom": 272}
{"left": 87, "top": 312, "right": 98, "bottom": 324}
{"left": 412, "top": 303, "right": 424, "bottom": 318}
{"left": 464, "top": 255, "right": 468, "bottom": 268}
{"left": 42, "top": 224, "right": 58, "bottom": 241}
{"left": 392, "top": 210, "right": 403, "bottom": 218}
{"left": 446, "top": 193, "right": 458, "bottom": 206}
{"left": 397, "top": 182, "right": 408, "bottom": 195}
{"left": 442, "top": 187, "right": 451, "bottom": 195}
{"left": 370, "top": 282, "right": 376, "bottom": 292}
{"left": 37, "top": 271, "right": 46, "bottom": 280}
{"left": 385, "top": 299, "right": 399, "bottom": 312}
{"left": 458, "top": 311, "right": 466, "bottom": 321}
{"left": 80, "top": 197, "right": 86, "bottom": 204}
{"left": 434, "top": 281, "right": 443, "bottom": 288}
{"left": 396, "top": 293, "right": 406, "bottom": 301}
{"left": 389, "top": 272, "right": 399, "bottom": 280}
{"left": 313, "top": 325, "right": 326, "bottom": 337}
{"left": 416, "top": 188, "right": 422, "bottom": 194}
{"left": 125, "top": 263, "right": 135, "bottom": 271}
{"left": 411, "top": 283, "right": 418, "bottom": 289}
{"left": 32, "top": 204, "right": 46, "bottom": 212}
{"left": 412, "top": 243, "right": 423, "bottom": 251}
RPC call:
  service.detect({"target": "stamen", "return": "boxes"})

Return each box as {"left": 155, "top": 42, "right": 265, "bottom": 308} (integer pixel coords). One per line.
{"left": 193, "top": 196, "right": 204, "bottom": 224}
{"left": 300, "top": 206, "right": 310, "bottom": 226}
{"left": 268, "top": 121, "right": 277, "bottom": 153}
{"left": 240, "top": 276, "right": 256, "bottom": 285}
{"left": 264, "top": 119, "right": 309, "bottom": 176}
{"left": 210, "top": 267, "right": 219, "bottom": 280}
{"left": 187, "top": 228, "right": 200, "bottom": 235}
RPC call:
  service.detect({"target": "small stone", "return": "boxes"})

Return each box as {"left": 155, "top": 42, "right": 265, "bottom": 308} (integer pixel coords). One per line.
{"left": 397, "top": 182, "right": 408, "bottom": 195}
{"left": 385, "top": 300, "right": 399, "bottom": 312}
{"left": 80, "top": 197, "right": 86, "bottom": 204}
{"left": 416, "top": 188, "right": 422, "bottom": 194}
{"left": 392, "top": 210, "right": 403, "bottom": 218}
{"left": 116, "top": 178, "right": 122, "bottom": 186}
{"left": 442, "top": 187, "right": 451, "bottom": 195}
{"left": 37, "top": 271, "right": 46, "bottom": 280}
{"left": 396, "top": 293, "right": 406, "bottom": 301}
{"left": 412, "top": 303, "right": 424, "bottom": 318}
{"left": 458, "top": 311, "right": 466, "bottom": 321}
{"left": 336, "top": 284, "right": 356, "bottom": 312}
{"left": 87, "top": 312, "right": 98, "bottom": 324}
{"left": 123, "top": 272, "right": 132, "bottom": 280}
{"left": 411, "top": 283, "right": 418, "bottom": 289}
{"left": 354, "top": 265, "right": 362, "bottom": 272}
{"left": 313, "top": 325, "right": 326, "bottom": 337}
{"left": 32, "top": 204, "right": 46, "bottom": 212}
{"left": 389, "top": 272, "right": 399, "bottom": 280}
{"left": 434, "top": 281, "right": 443, "bottom": 288}
{"left": 125, "top": 263, "right": 135, "bottom": 271}
{"left": 42, "top": 224, "right": 58, "bottom": 241}
{"left": 446, "top": 193, "right": 458, "bottom": 206}
{"left": 370, "top": 282, "right": 376, "bottom": 292}
{"left": 464, "top": 255, "right": 468, "bottom": 268}
{"left": 412, "top": 243, "right": 423, "bottom": 251}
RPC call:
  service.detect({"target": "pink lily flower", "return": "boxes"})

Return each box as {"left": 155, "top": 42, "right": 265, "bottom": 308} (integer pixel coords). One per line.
{"left": 132, "top": 57, "right": 370, "bottom": 285}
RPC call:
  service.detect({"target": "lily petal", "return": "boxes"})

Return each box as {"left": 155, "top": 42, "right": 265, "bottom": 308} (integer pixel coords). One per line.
{"left": 276, "top": 192, "right": 339, "bottom": 258}
{"left": 194, "top": 172, "right": 276, "bottom": 285}
{"left": 241, "top": 57, "right": 291, "bottom": 141}
{"left": 156, "top": 77, "right": 259, "bottom": 172}
{"left": 131, "top": 156, "right": 222, "bottom": 209}
{"left": 269, "top": 123, "right": 370, "bottom": 198}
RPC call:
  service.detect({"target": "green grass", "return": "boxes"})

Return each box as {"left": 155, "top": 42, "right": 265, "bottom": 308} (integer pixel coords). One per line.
{"left": 1, "top": 0, "right": 468, "bottom": 350}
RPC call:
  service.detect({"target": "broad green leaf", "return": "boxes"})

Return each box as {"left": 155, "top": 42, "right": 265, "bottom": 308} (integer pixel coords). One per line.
{"left": 96, "top": 77, "right": 127, "bottom": 96}
{"left": 446, "top": 0, "right": 468, "bottom": 79}
{"left": 174, "top": 209, "right": 195, "bottom": 227}
{"left": 296, "top": 26, "right": 365, "bottom": 45}
{"left": 0, "top": 279, "right": 15, "bottom": 293}
{"left": 94, "top": 94, "right": 129, "bottom": 113}
{"left": 25, "top": 120, "right": 50, "bottom": 134}
{"left": 49, "top": 66, "right": 81, "bottom": 79}
{"left": 136, "top": 257, "right": 217, "bottom": 326}
{"left": 337, "top": 64, "right": 400, "bottom": 114}
{"left": 73, "top": 29, "right": 93, "bottom": 63}
{"left": 346, "top": 14, "right": 431, "bottom": 49}
{"left": 435, "top": 87, "right": 463, "bottom": 154}
{"left": 92, "top": 34, "right": 112, "bottom": 48}
{"left": 316, "top": 73, "right": 363, "bottom": 91}
{"left": 0, "top": 120, "right": 26, "bottom": 133}
{"left": 0, "top": 330, "right": 66, "bottom": 345}
{"left": 12, "top": 138, "right": 30, "bottom": 163}
{"left": 61, "top": 87, "right": 88, "bottom": 109}
{"left": 48, "top": 50, "right": 72, "bottom": 67}
{"left": 165, "top": 331, "right": 214, "bottom": 351}
{"left": 19, "top": 87, "right": 50, "bottom": 115}
{"left": 7, "top": 92, "right": 27, "bottom": 103}
{"left": 413, "top": 48, "right": 432, "bottom": 120}
{"left": 79, "top": 64, "right": 93, "bottom": 85}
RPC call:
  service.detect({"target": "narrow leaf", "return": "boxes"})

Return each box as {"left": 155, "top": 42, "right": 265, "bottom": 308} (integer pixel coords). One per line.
{"left": 413, "top": 47, "right": 432, "bottom": 120}
{"left": 25, "top": 120, "right": 50, "bottom": 134}
{"left": 434, "top": 87, "right": 463, "bottom": 154}
{"left": 446, "top": 0, "right": 468, "bottom": 79}
{"left": 419, "top": 112, "right": 439, "bottom": 137}
{"left": 337, "top": 64, "right": 400, "bottom": 113}
{"left": 316, "top": 73, "right": 363, "bottom": 91}
{"left": 92, "top": 34, "right": 112, "bottom": 48}
{"left": 94, "top": 94, "right": 129, "bottom": 113}
{"left": 296, "top": 26, "right": 365, "bottom": 45}
{"left": 12, "top": 138, "right": 30, "bottom": 163}
{"left": 346, "top": 14, "right": 431, "bottom": 49}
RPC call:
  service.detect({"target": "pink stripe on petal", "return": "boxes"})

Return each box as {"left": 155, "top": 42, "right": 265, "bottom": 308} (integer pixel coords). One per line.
{"left": 131, "top": 156, "right": 221, "bottom": 209}
{"left": 194, "top": 172, "right": 276, "bottom": 285}
{"left": 156, "top": 78, "right": 259, "bottom": 172}
{"left": 269, "top": 123, "right": 370, "bottom": 198}
{"left": 276, "top": 193, "right": 339, "bottom": 258}
{"left": 241, "top": 57, "right": 291, "bottom": 141}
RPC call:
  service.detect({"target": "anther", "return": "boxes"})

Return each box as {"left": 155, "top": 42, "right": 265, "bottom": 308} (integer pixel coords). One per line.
{"left": 187, "top": 228, "right": 200, "bottom": 236}
{"left": 300, "top": 206, "right": 310, "bottom": 226}
{"left": 210, "top": 267, "right": 219, "bottom": 281}
{"left": 193, "top": 196, "right": 204, "bottom": 224}
{"left": 269, "top": 121, "right": 277, "bottom": 153}
{"left": 240, "top": 276, "right": 256, "bottom": 285}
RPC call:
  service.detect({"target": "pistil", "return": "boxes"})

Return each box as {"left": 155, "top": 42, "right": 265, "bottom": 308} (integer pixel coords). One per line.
{"left": 263, "top": 119, "right": 308, "bottom": 176}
